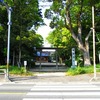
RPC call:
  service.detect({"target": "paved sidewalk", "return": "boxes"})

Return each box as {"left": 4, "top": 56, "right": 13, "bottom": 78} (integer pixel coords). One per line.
{"left": 0, "top": 72, "right": 100, "bottom": 84}
{"left": 0, "top": 75, "right": 7, "bottom": 82}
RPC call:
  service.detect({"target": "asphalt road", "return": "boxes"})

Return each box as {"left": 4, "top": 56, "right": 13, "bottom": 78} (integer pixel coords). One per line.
{"left": 0, "top": 83, "right": 35, "bottom": 100}
{"left": 0, "top": 83, "right": 100, "bottom": 100}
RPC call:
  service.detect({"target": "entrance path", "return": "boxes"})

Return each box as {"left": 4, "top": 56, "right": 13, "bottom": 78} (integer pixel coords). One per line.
{"left": 0, "top": 72, "right": 100, "bottom": 84}
{"left": 4, "top": 72, "right": 100, "bottom": 84}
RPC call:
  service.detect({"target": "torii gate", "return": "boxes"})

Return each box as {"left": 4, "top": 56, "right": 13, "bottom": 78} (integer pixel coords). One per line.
{"left": 35, "top": 47, "right": 62, "bottom": 69}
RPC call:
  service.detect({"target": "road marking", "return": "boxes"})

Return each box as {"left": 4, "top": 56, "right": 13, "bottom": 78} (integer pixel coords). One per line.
{"left": 31, "top": 87, "right": 100, "bottom": 91}
{"left": 31, "top": 85, "right": 98, "bottom": 91}
{"left": 23, "top": 98, "right": 62, "bottom": 100}
{"left": 0, "top": 92, "right": 26, "bottom": 95}
{"left": 63, "top": 98, "right": 100, "bottom": 100}
{"left": 23, "top": 84, "right": 100, "bottom": 100}
{"left": 23, "top": 98, "right": 100, "bottom": 100}
{"left": 33, "top": 85, "right": 97, "bottom": 88}
{"left": 27, "top": 91, "right": 100, "bottom": 96}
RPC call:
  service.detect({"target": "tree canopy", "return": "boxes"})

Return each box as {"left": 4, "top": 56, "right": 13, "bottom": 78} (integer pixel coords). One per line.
{"left": 0, "top": 0, "right": 44, "bottom": 65}
{"left": 0, "top": 0, "right": 100, "bottom": 66}
{"left": 45, "top": 0, "right": 100, "bottom": 66}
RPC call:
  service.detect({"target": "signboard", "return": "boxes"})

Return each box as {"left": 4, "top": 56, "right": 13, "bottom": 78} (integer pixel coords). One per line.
{"left": 71, "top": 48, "right": 76, "bottom": 68}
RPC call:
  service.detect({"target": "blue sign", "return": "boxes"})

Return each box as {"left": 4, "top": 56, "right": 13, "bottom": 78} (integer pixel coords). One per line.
{"left": 0, "top": 0, "right": 3, "bottom": 3}
{"left": 37, "top": 51, "right": 50, "bottom": 57}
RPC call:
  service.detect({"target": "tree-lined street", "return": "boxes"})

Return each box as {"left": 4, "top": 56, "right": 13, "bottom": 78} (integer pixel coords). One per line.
{"left": 0, "top": 83, "right": 100, "bottom": 100}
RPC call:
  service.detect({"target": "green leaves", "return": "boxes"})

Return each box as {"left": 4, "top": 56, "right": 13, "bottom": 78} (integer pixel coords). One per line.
{"left": 0, "top": 0, "right": 44, "bottom": 65}
{"left": 0, "top": 25, "right": 3, "bottom": 32}
{"left": 46, "top": 27, "right": 74, "bottom": 48}
{"left": 83, "top": 0, "right": 100, "bottom": 6}
{"left": 4, "top": 0, "right": 14, "bottom": 6}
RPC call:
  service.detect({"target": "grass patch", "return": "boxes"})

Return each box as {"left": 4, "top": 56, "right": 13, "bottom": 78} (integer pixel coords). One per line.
{"left": 9, "top": 66, "right": 34, "bottom": 76}
{"left": 0, "top": 65, "right": 6, "bottom": 69}
{"left": 67, "top": 64, "right": 100, "bottom": 76}
{"left": 0, "top": 65, "right": 33, "bottom": 76}
{"left": 0, "top": 66, "right": 6, "bottom": 73}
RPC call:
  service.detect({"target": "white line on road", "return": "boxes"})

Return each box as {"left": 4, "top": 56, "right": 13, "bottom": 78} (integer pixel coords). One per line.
{"left": 23, "top": 98, "right": 62, "bottom": 100}
{"left": 27, "top": 91, "right": 100, "bottom": 96}
{"left": 23, "top": 98, "right": 100, "bottom": 100}
{"left": 23, "top": 84, "right": 100, "bottom": 100}
{"left": 33, "top": 84, "right": 97, "bottom": 88}
{"left": 31, "top": 87, "right": 100, "bottom": 91}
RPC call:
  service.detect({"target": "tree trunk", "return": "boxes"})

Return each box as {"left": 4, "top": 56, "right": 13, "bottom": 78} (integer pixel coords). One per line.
{"left": 66, "top": 0, "right": 91, "bottom": 66}
{"left": 78, "top": 41, "right": 91, "bottom": 66}
{"left": 18, "top": 46, "right": 21, "bottom": 68}
{"left": 83, "top": 50, "right": 91, "bottom": 66}
{"left": 12, "top": 50, "right": 15, "bottom": 66}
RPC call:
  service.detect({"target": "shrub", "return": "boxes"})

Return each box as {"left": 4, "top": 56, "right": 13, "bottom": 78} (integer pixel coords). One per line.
{"left": 9, "top": 66, "right": 33, "bottom": 76}
{"left": 67, "top": 67, "right": 86, "bottom": 76}
{"left": 0, "top": 65, "right": 6, "bottom": 69}
{"left": 65, "top": 59, "right": 72, "bottom": 67}
{"left": 66, "top": 65, "right": 97, "bottom": 76}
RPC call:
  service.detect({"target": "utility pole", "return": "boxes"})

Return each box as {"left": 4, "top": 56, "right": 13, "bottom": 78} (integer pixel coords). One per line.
{"left": 92, "top": 6, "right": 96, "bottom": 79}
{"left": 6, "top": 7, "right": 12, "bottom": 80}
{"left": 0, "top": 0, "right": 12, "bottom": 80}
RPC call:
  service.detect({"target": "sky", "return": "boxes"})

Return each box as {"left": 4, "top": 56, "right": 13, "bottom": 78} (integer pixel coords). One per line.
{"left": 37, "top": 19, "right": 52, "bottom": 47}
{"left": 37, "top": 1, "right": 53, "bottom": 47}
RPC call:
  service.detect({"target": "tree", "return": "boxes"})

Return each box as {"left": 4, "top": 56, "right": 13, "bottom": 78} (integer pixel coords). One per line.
{"left": 0, "top": 0, "right": 44, "bottom": 65}
{"left": 65, "top": 0, "right": 100, "bottom": 66}
{"left": 0, "top": 2, "right": 8, "bottom": 64}
{"left": 65, "top": 0, "right": 92, "bottom": 66}
{"left": 45, "top": 0, "right": 100, "bottom": 66}
{"left": 11, "top": 0, "right": 44, "bottom": 66}
{"left": 46, "top": 27, "right": 75, "bottom": 48}
{"left": 16, "top": 30, "right": 43, "bottom": 65}
{"left": 46, "top": 27, "right": 76, "bottom": 65}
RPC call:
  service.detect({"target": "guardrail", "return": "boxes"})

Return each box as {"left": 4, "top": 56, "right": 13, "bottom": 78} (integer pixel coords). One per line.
{"left": 0, "top": 69, "right": 7, "bottom": 79}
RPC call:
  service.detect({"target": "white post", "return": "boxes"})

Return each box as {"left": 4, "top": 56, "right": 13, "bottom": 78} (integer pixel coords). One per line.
{"left": 24, "top": 61, "right": 27, "bottom": 73}
{"left": 98, "top": 51, "right": 100, "bottom": 64}
{"left": 92, "top": 6, "right": 96, "bottom": 79}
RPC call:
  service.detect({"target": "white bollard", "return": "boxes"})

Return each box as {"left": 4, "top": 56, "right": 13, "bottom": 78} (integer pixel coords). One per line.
{"left": 24, "top": 61, "right": 27, "bottom": 73}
